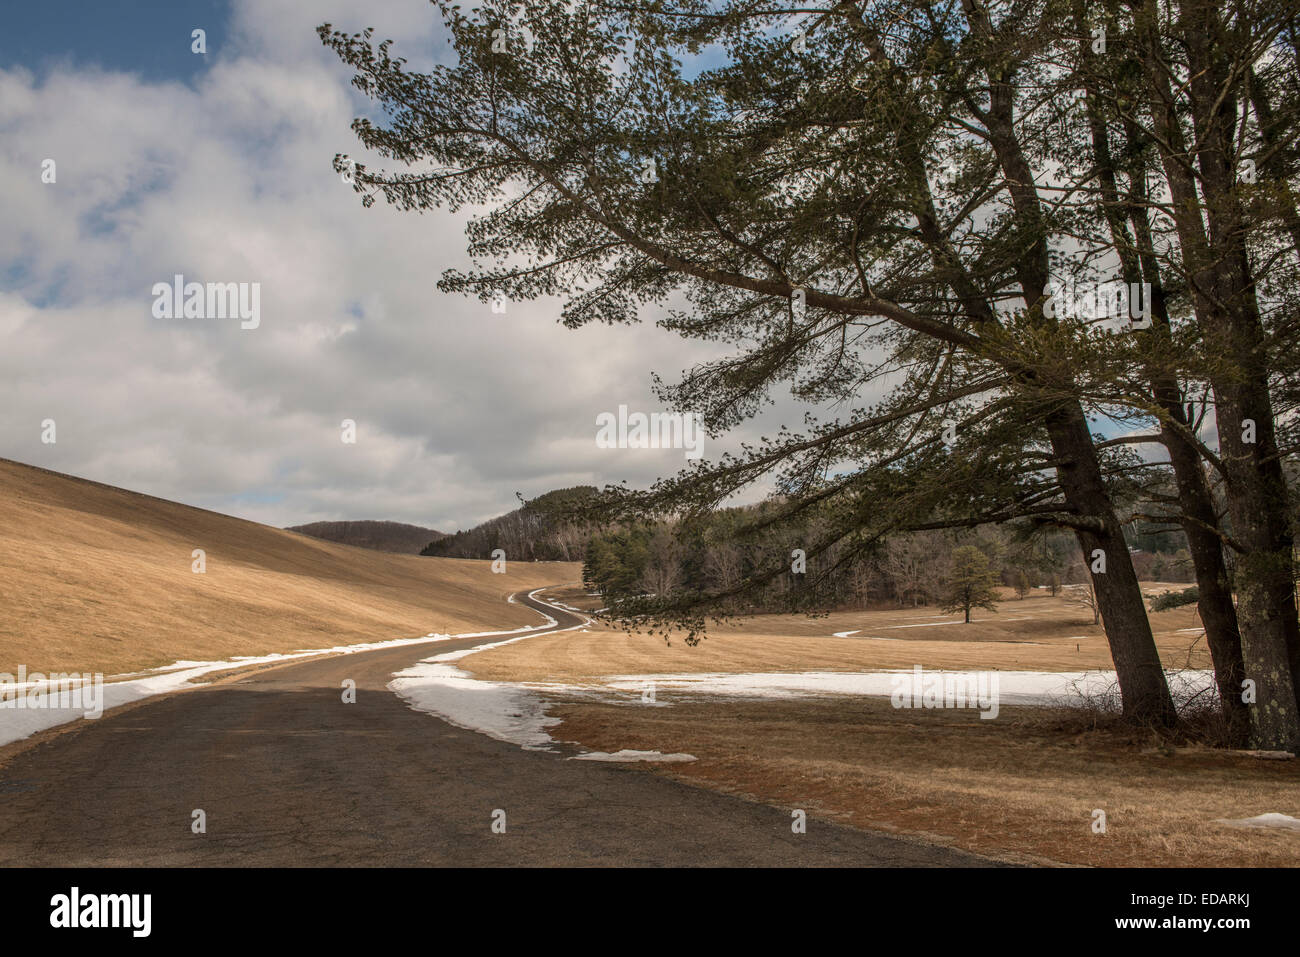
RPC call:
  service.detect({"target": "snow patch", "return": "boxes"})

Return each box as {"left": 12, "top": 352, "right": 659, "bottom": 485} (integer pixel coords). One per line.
{"left": 1215, "top": 813, "right": 1300, "bottom": 831}
{"left": 0, "top": 589, "right": 573, "bottom": 749}
{"left": 832, "top": 629, "right": 903, "bottom": 642}
{"left": 388, "top": 599, "right": 701, "bottom": 761}
{"left": 570, "top": 749, "right": 697, "bottom": 763}
{"left": 390, "top": 657, "right": 564, "bottom": 750}
{"left": 595, "top": 668, "right": 1217, "bottom": 707}
{"left": 388, "top": 596, "right": 595, "bottom": 752}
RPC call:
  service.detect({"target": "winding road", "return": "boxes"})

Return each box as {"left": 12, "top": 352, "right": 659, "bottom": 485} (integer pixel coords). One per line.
{"left": 0, "top": 591, "right": 998, "bottom": 866}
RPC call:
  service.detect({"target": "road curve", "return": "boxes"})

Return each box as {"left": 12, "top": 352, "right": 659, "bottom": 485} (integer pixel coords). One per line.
{"left": 0, "top": 589, "right": 1000, "bottom": 866}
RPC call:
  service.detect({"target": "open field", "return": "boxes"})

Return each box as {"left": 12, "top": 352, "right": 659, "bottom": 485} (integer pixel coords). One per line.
{"left": 543, "top": 695, "right": 1300, "bottom": 867}
{"left": 462, "top": 582, "right": 1215, "bottom": 682}
{"left": 461, "top": 584, "right": 1300, "bottom": 866}
{"left": 0, "top": 459, "right": 580, "bottom": 675}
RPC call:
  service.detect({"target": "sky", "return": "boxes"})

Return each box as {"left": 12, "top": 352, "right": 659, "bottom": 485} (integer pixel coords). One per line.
{"left": 0, "top": 0, "right": 801, "bottom": 532}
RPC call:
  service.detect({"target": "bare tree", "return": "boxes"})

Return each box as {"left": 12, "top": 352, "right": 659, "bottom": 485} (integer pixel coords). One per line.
{"left": 1064, "top": 563, "right": 1102, "bottom": 626}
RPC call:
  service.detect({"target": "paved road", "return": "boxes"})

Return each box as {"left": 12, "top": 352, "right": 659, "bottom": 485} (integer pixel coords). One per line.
{"left": 0, "top": 591, "right": 1000, "bottom": 866}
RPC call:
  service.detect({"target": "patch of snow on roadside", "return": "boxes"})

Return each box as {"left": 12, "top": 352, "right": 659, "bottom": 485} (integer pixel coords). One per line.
{"left": 570, "top": 749, "right": 696, "bottom": 763}
{"left": 1215, "top": 813, "right": 1300, "bottom": 831}
{"left": 0, "top": 596, "right": 580, "bottom": 750}
{"left": 0, "top": 633, "right": 469, "bottom": 748}
{"left": 388, "top": 609, "right": 700, "bottom": 761}
{"left": 390, "top": 655, "right": 564, "bottom": 750}
{"left": 387, "top": 606, "right": 592, "bottom": 752}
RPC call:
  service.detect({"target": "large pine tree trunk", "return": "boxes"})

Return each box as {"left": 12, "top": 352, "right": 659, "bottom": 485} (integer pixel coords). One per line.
{"left": 1160, "top": 408, "right": 1252, "bottom": 743}
{"left": 957, "top": 0, "right": 1177, "bottom": 724}
{"left": 1186, "top": 16, "right": 1300, "bottom": 751}
{"left": 1046, "top": 405, "right": 1178, "bottom": 724}
{"left": 1134, "top": 202, "right": 1251, "bottom": 744}
{"left": 1078, "top": 50, "right": 1252, "bottom": 742}
{"left": 1125, "top": 160, "right": 1250, "bottom": 743}
{"left": 1138, "top": 0, "right": 1300, "bottom": 749}
{"left": 961, "top": 0, "right": 1177, "bottom": 724}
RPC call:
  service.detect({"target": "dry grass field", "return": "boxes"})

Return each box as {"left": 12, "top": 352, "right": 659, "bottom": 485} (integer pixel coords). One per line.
{"left": 463, "top": 582, "right": 1215, "bottom": 682}
{"left": 546, "top": 696, "right": 1300, "bottom": 867}
{"left": 464, "top": 584, "right": 1300, "bottom": 866}
{"left": 0, "top": 458, "right": 580, "bottom": 674}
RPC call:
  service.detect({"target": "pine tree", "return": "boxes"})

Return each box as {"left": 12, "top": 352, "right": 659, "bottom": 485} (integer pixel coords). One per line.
{"left": 941, "top": 546, "right": 1000, "bottom": 624}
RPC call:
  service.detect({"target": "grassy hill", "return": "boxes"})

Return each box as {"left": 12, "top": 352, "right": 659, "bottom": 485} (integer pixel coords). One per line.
{"left": 0, "top": 458, "right": 580, "bottom": 674}
{"left": 287, "top": 519, "right": 445, "bottom": 554}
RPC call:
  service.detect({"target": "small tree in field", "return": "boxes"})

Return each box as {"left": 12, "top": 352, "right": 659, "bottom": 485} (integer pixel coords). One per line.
{"left": 1065, "top": 578, "right": 1102, "bottom": 626}
{"left": 941, "top": 547, "right": 999, "bottom": 624}
{"left": 1014, "top": 570, "right": 1031, "bottom": 600}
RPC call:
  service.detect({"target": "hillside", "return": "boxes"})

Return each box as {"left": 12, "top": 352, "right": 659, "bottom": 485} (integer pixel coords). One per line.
{"left": 422, "top": 485, "right": 598, "bottom": 561}
{"left": 0, "top": 458, "right": 580, "bottom": 674}
{"left": 287, "top": 519, "right": 445, "bottom": 554}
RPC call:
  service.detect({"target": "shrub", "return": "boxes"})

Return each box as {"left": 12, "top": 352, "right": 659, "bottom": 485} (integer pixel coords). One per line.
{"left": 1150, "top": 586, "right": 1199, "bottom": 612}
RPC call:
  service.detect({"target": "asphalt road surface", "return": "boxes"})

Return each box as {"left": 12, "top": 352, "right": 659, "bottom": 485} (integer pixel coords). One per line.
{"left": 0, "top": 591, "right": 1000, "bottom": 866}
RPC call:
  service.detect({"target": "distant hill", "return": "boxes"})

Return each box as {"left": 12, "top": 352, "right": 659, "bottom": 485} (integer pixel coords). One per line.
{"left": 422, "top": 487, "right": 598, "bottom": 562}
{"left": 287, "top": 520, "right": 445, "bottom": 554}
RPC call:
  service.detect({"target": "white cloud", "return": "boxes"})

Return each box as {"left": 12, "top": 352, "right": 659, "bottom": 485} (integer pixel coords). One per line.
{"left": 0, "top": 0, "right": 798, "bottom": 532}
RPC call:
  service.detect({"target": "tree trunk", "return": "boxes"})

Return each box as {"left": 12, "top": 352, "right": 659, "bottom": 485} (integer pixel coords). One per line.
{"left": 1137, "top": 0, "right": 1300, "bottom": 749}
{"left": 1123, "top": 141, "right": 1251, "bottom": 745}
{"left": 1047, "top": 405, "right": 1177, "bottom": 724}
{"left": 1076, "top": 23, "right": 1253, "bottom": 742}
{"left": 963, "top": 0, "right": 1177, "bottom": 725}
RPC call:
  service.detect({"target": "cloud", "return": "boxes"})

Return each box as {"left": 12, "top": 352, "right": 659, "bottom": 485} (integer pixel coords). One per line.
{"left": 0, "top": 0, "right": 799, "bottom": 531}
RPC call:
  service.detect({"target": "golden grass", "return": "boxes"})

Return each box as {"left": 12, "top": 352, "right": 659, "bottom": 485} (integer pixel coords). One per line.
{"left": 466, "top": 586, "right": 1297, "bottom": 866}
{"left": 0, "top": 458, "right": 580, "bottom": 674}
{"left": 544, "top": 697, "right": 1300, "bottom": 866}
{"left": 463, "top": 583, "right": 1214, "bottom": 682}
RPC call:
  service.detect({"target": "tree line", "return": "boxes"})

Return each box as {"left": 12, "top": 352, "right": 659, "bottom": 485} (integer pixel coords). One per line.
{"left": 420, "top": 486, "right": 598, "bottom": 561}
{"left": 581, "top": 505, "right": 1197, "bottom": 614}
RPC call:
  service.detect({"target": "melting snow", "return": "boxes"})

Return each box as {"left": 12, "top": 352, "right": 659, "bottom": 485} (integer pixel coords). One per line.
{"left": 570, "top": 749, "right": 696, "bottom": 762}
{"left": 1215, "top": 813, "right": 1300, "bottom": 831}
{"left": 0, "top": 592, "right": 566, "bottom": 749}
{"left": 595, "top": 668, "right": 1217, "bottom": 708}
